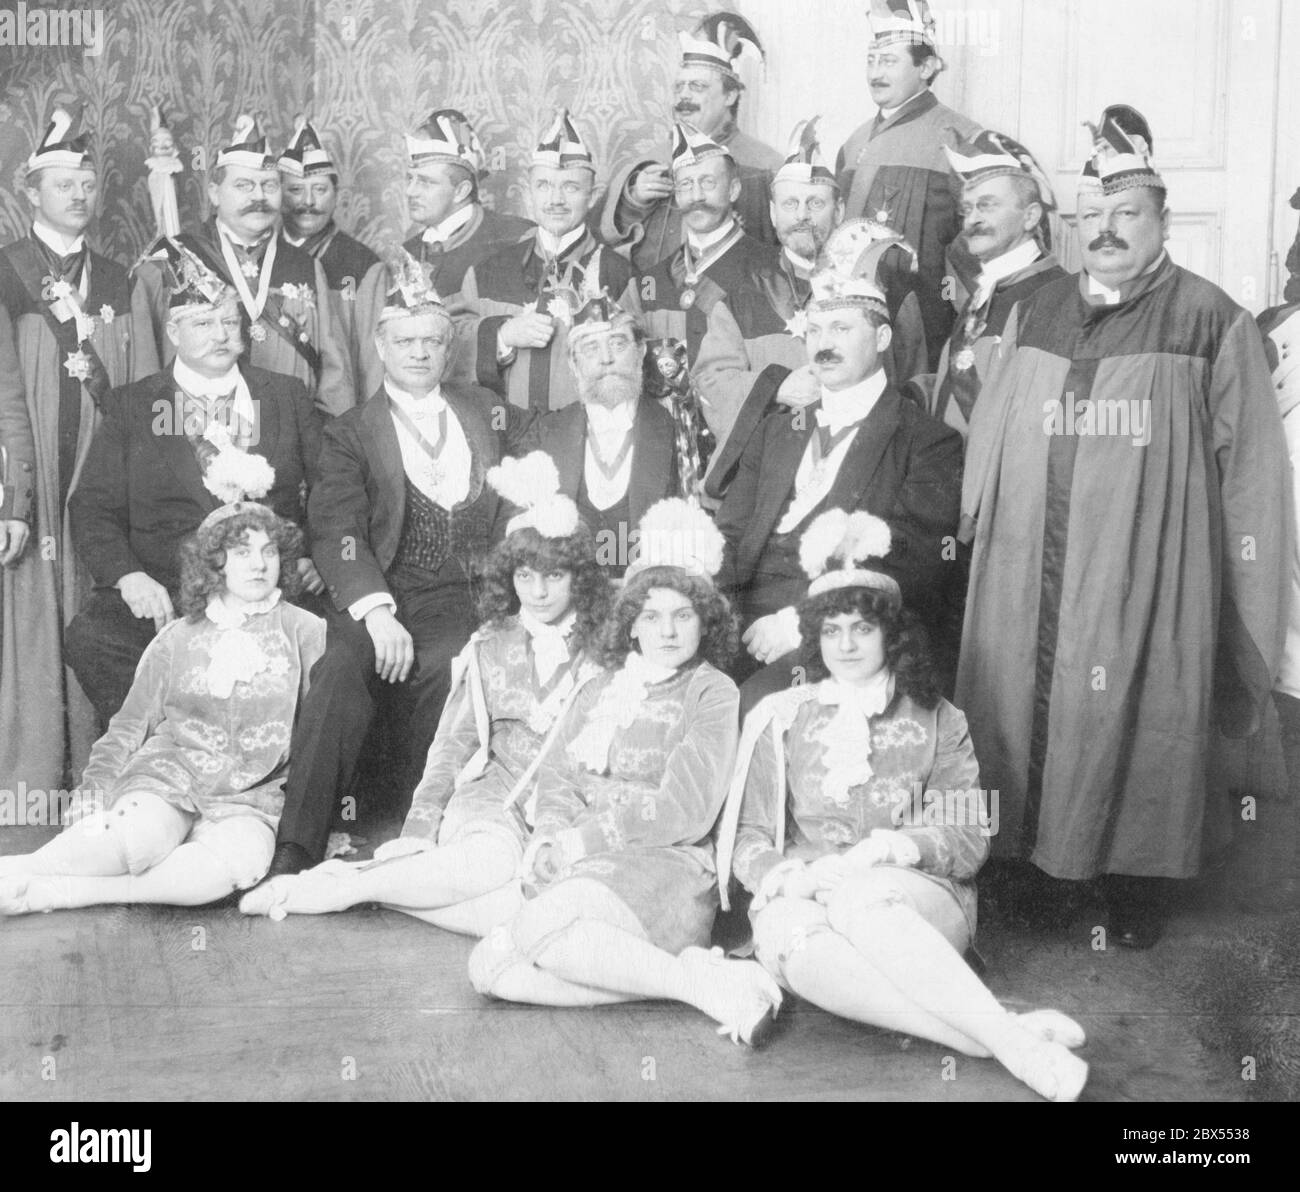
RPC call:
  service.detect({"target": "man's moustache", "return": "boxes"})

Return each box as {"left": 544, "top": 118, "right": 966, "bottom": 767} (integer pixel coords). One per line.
{"left": 241, "top": 202, "right": 274, "bottom": 214}
{"left": 1088, "top": 232, "right": 1129, "bottom": 250}
{"left": 814, "top": 350, "right": 843, "bottom": 364}
{"left": 674, "top": 103, "right": 699, "bottom": 114}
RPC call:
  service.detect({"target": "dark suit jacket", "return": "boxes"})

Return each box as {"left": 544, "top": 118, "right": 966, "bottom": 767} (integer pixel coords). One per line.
{"left": 715, "top": 384, "right": 962, "bottom": 618}
{"left": 522, "top": 396, "right": 679, "bottom": 535}
{"left": 310, "top": 382, "right": 514, "bottom": 611}
{"left": 70, "top": 363, "right": 324, "bottom": 592}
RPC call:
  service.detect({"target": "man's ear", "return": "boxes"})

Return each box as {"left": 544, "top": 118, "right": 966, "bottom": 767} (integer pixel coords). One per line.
{"left": 876, "top": 322, "right": 893, "bottom": 352}
{"left": 207, "top": 180, "right": 221, "bottom": 209}
{"left": 165, "top": 321, "right": 182, "bottom": 351}
{"left": 728, "top": 174, "right": 742, "bottom": 205}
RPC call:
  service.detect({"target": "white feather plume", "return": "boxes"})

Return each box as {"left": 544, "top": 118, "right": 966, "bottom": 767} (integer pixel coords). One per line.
{"left": 634, "top": 498, "right": 725, "bottom": 579}
{"left": 230, "top": 113, "right": 256, "bottom": 144}
{"left": 799, "top": 509, "right": 850, "bottom": 579}
{"left": 487, "top": 451, "right": 561, "bottom": 509}
{"left": 800, "top": 509, "right": 891, "bottom": 579}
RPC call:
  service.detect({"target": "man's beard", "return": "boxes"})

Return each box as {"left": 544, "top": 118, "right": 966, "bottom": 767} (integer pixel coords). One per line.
{"left": 579, "top": 368, "right": 641, "bottom": 409}
{"left": 782, "top": 224, "right": 823, "bottom": 260}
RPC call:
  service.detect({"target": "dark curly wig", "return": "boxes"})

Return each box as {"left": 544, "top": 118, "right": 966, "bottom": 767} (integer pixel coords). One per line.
{"left": 797, "top": 584, "right": 940, "bottom": 708}
{"left": 178, "top": 505, "right": 304, "bottom": 619}
{"left": 598, "top": 564, "right": 738, "bottom": 671}
{"left": 474, "top": 523, "right": 613, "bottom": 654}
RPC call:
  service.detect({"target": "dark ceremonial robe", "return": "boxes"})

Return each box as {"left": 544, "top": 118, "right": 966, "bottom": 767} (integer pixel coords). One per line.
{"left": 0, "top": 233, "right": 159, "bottom": 792}
{"left": 958, "top": 255, "right": 1290, "bottom": 879}
{"left": 837, "top": 90, "right": 980, "bottom": 367}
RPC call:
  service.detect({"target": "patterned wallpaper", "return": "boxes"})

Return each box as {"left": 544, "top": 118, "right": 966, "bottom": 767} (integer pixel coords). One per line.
{"left": 0, "top": 0, "right": 719, "bottom": 263}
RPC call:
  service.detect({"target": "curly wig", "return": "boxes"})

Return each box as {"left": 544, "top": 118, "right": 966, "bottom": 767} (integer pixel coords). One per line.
{"left": 178, "top": 507, "right": 304, "bottom": 618}
{"left": 797, "top": 584, "right": 940, "bottom": 708}
{"left": 599, "top": 564, "right": 738, "bottom": 671}
{"left": 474, "top": 522, "right": 613, "bottom": 654}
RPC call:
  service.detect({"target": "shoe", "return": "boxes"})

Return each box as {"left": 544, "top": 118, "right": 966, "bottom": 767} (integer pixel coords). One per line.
{"left": 680, "top": 945, "right": 783, "bottom": 1048}
{"left": 265, "top": 841, "right": 317, "bottom": 879}
{"left": 1106, "top": 875, "right": 1168, "bottom": 949}
{"left": 1005, "top": 1037, "right": 1090, "bottom": 1103}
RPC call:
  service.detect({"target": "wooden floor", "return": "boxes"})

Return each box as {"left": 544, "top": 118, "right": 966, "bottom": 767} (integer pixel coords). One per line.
{"left": 0, "top": 819, "right": 1293, "bottom": 1102}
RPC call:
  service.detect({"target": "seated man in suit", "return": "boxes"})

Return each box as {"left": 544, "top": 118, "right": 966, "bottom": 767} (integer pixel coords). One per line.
{"left": 524, "top": 292, "right": 679, "bottom": 576}
{"left": 715, "top": 262, "right": 961, "bottom": 710}
{"left": 65, "top": 241, "right": 324, "bottom": 727}
{"left": 250, "top": 254, "right": 522, "bottom": 880}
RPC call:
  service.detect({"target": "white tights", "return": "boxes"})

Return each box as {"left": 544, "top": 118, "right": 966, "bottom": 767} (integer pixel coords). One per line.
{"left": 0, "top": 792, "right": 275, "bottom": 913}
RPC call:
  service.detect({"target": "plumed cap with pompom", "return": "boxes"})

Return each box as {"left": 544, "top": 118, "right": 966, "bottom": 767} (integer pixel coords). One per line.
{"left": 626, "top": 497, "right": 725, "bottom": 582}
{"left": 800, "top": 508, "right": 901, "bottom": 605}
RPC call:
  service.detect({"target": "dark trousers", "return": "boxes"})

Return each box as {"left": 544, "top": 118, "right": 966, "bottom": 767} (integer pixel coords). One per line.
{"left": 275, "top": 563, "right": 476, "bottom": 861}
{"left": 66, "top": 589, "right": 163, "bottom": 728}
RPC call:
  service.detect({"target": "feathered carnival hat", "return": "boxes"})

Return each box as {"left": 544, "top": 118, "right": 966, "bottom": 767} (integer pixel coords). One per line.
{"left": 138, "top": 235, "right": 238, "bottom": 313}
{"left": 564, "top": 281, "right": 639, "bottom": 344}
{"left": 379, "top": 247, "right": 451, "bottom": 324}
{"left": 626, "top": 498, "right": 725, "bottom": 582}
{"left": 278, "top": 115, "right": 335, "bottom": 178}
{"left": 944, "top": 129, "right": 1055, "bottom": 209}
{"left": 532, "top": 109, "right": 595, "bottom": 173}
{"left": 670, "top": 121, "right": 733, "bottom": 174}
{"left": 867, "top": 0, "right": 937, "bottom": 48}
{"left": 678, "top": 12, "right": 765, "bottom": 83}
{"left": 406, "top": 108, "right": 487, "bottom": 179}
{"left": 216, "top": 114, "right": 275, "bottom": 172}
{"left": 1079, "top": 107, "right": 1163, "bottom": 197}
{"left": 800, "top": 509, "right": 900, "bottom": 605}
{"left": 488, "top": 451, "right": 582, "bottom": 540}
{"left": 28, "top": 107, "right": 93, "bottom": 172}
{"left": 773, "top": 117, "right": 838, "bottom": 191}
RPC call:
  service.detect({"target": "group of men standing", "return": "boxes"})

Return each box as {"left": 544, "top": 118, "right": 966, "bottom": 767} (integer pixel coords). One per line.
{"left": 0, "top": 0, "right": 1291, "bottom": 947}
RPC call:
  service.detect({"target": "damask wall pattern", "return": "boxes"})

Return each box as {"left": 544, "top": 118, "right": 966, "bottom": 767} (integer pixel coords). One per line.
{"left": 0, "top": 0, "right": 723, "bottom": 263}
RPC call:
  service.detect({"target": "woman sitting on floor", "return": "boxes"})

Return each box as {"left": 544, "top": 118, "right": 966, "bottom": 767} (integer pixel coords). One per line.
{"left": 467, "top": 498, "right": 782, "bottom": 1043}
{"left": 714, "top": 509, "right": 1091, "bottom": 1101}
{"left": 0, "top": 502, "right": 325, "bottom": 914}
{"left": 239, "top": 453, "right": 611, "bottom": 934}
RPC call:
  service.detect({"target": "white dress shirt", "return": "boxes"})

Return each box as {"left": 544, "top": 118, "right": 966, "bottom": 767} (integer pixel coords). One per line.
{"left": 969, "top": 238, "right": 1042, "bottom": 311}
{"left": 535, "top": 224, "right": 586, "bottom": 260}
{"left": 421, "top": 205, "right": 475, "bottom": 245}
{"left": 172, "top": 357, "right": 256, "bottom": 436}
{"left": 685, "top": 216, "right": 737, "bottom": 256}
{"left": 776, "top": 368, "right": 887, "bottom": 534}
{"left": 583, "top": 400, "right": 637, "bottom": 511}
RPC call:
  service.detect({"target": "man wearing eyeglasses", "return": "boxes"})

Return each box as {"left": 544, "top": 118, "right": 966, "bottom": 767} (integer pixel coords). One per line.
{"left": 451, "top": 112, "right": 639, "bottom": 415}
{"left": 523, "top": 293, "right": 679, "bottom": 578}
{"left": 636, "top": 124, "right": 779, "bottom": 367}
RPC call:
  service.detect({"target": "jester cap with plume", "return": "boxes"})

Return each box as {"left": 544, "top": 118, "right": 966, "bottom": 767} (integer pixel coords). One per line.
{"left": 800, "top": 508, "right": 901, "bottom": 605}
{"left": 488, "top": 452, "right": 582, "bottom": 540}
{"left": 773, "top": 117, "right": 838, "bottom": 191}
{"left": 867, "top": 0, "right": 937, "bottom": 48}
{"left": 279, "top": 116, "right": 335, "bottom": 178}
{"left": 406, "top": 108, "right": 487, "bottom": 178}
{"left": 29, "top": 108, "right": 93, "bottom": 171}
{"left": 1079, "top": 111, "right": 1163, "bottom": 197}
{"left": 216, "top": 114, "right": 275, "bottom": 172}
{"left": 670, "top": 121, "right": 732, "bottom": 174}
{"left": 532, "top": 109, "right": 595, "bottom": 172}
{"left": 678, "top": 12, "right": 765, "bottom": 83}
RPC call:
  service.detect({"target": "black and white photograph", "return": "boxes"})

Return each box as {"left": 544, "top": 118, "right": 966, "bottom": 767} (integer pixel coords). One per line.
{"left": 0, "top": 0, "right": 1297, "bottom": 1127}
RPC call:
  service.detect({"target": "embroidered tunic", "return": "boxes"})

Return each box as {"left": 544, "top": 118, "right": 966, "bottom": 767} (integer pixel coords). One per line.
{"left": 727, "top": 685, "right": 988, "bottom": 934}
{"left": 532, "top": 660, "right": 739, "bottom": 954}
{"left": 77, "top": 601, "right": 325, "bottom": 824}
{"left": 401, "top": 617, "right": 592, "bottom": 845}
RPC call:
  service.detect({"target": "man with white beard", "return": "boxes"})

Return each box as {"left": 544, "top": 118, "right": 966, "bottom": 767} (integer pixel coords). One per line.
{"left": 523, "top": 293, "right": 678, "bottom": 577}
